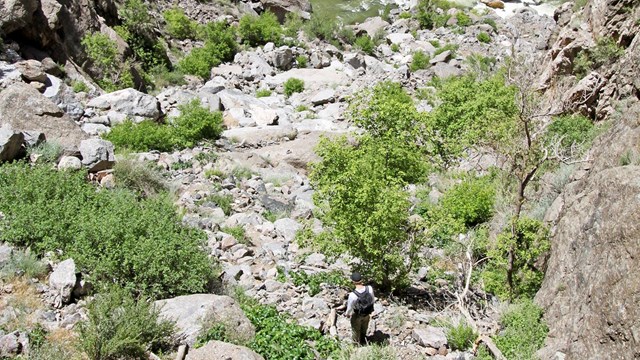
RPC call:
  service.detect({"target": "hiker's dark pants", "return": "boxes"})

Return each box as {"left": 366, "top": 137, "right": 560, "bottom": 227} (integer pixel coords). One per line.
{"left": 351, "top": 314, "right": 370, "bottom": 345}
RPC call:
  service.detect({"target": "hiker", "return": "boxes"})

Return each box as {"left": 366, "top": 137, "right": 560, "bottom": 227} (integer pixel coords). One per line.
{"left": 345, "top": 272, "right": 375, "bottom": 345}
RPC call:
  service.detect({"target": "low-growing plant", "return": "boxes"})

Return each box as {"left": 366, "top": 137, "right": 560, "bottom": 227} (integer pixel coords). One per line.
{"left": 256, "top": 88, "right": 272, "bottom": 97}
{"left": 204, "top": 168, "right": 227, "bottom": 179}
{"left": 416, "top": 0, "right": 461, "bottom": 29}
{"left": 239, "top": 11, "right": 282, "bottom": 46}
{"left": 283, "top": 12, "right": 304, "bottom": 38}
{"left": 573, "top": 37, "right": 625, "bottom": 79}
{"left": 390, "top": 43, "right": 400, "bottom": 52}
{"left": 194, "top": 151, "right": 218, "bottom": 164}
{"left": 337, "top": 343, "right": 396, "bottom": 360}
{"left": 170, "top": 160, "right": 192, "bottom": 171}
{"left": 232, "top": 166, "right": 254, "bottom": 180}
{"left": 285, "top": 270, "right": 351, "bottom": 296}
{"left": 337, "top": 26, "right": 357, "bottom": 46}
{"left": 149, "top": 66, "right": 186, "bottom": 89}
{"left": 114, "top": 157, "right": 168, "bottom": 197}
{"left": 434, "top": 43, "right": 459, "bottom": 57}
{"left": 304, "top": 13, "right": 338, "bottom": 42}
{"left": 284, "top": 77, "right": 305, "bottom": 97}
{"left": 482, "top": 18, "right": 497, "bottom": 31}
{"left": 221, "top": 225, "right": 250, "bottom": 245}
{"left": 296, "top": 105, "right": 310, "bottom": 112}
{"left": 447, "top": 321, "right": 478, "bottom": 350}
{"left": 201, "top": 193, "right": 233, "bottom": 215}
{"left": 163, "top": 7, "right": 198, "bottom": 39}
{"left": 399, "top": 11, "right": 412, "bottom": 19}
{"left": 27, "top": 141, "right": 63, "bottom": 164}
{"left": 82, "top": 32, "right": 133, "bottom": 91}
{"left": 179, "top": 21, "right": 237, "bottom": 78}
{"left": 429, "top": 39, "right": 441, "bottom": 48}
{"left": 354, "top": 35, "right": 376, "bottom": 55}
{"left": 455, "top": 12, "right": 472, "bottom": 27}
{"left": 71, "top": 80, "right": 89, "bottom": 93}
{"left": 477, "top": 31, "right": 491, "bottom": 43}
{"left": 296, "top": 55, "right": 308, "bottom": 68}
{"left": 263, "top": 210, "right": 289, "bottom": 223}
{"left": 0, "top": 249, "right": 48, "bottom": 281}
{"left": 410, "top": 50, "right": 430, "bottom": 72}
{"left": 79, "top": 287, "right": 176, "bottom": 360}
{"left": 544, "top": 114, "right": 595, "bottom": 157}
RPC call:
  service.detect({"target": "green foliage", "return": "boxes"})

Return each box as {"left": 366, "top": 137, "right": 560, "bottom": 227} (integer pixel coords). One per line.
{"left": 256, "top": 88, "right": 272, "bottom": 97}
{"left": 71, "top": 80, "right": 89, "bottom": 93}
{"left": 81, "top": 32, "right": 132, "bottom": 91}
{"left": 429, "top": 39, "right": 441, "bottom": 48}
{"left": 263, "top": 210, "right": 289, "bottom": 223}
{"left": 0, "top": 249, "right": 48, "bottom": 281}
{"left": 427, "top": 73, "right": 517, "bottom": 165}
{"left": 354, "top": 35, "right": 376, "bottom": 55}
{"left": 482, "top": 218, "right": 550, "bottom": 300}
{"left": 179, "top": 21, "right": 237, "bottom": 78}
{"left": 222, "top": 225, "right": 249, "bottom": 245}
{"left": 399, "top": 11, "right": 412, "bottom": 19}
{"left": 27, "top": 141, "right": 63, "bottom": 164}
{"left": 104, "top": 99, "right": 223, "bottom": 151}
{"left": 433, "top": 43, "right": 459, "bottom": 57}
{"left": 488, "top": 300, "right": 549, "bottom": 359}
{"left": 416, "top": 0, "right": 461, "bottom": 29}
{"left": 232, "top": 166, "right": 254, "bottom": 180}
{"left": 465, "top": 53, "right": 497, "bottom": 76}
{"left": 573, "top": 37, "right": 625, "bottom": 78}
{"left": 477, "top": 31, "right": 491, "bottom": 43}
{"left": 204, "top": 168, "right": 227, "bottom": 179}
{"left": 390, "top": 43, "right": 400, "bottom": 52}
{"left": 0, "top": 163, "right": 216, "bottom": 299}
{"left": 194, "top": 151, "right": 218, "bottom": 164}
{"left": 410, "top": 50, "right": 430, "bottom": 72}
{"left": 149, "top": 66, "right": 186, "bottom": 89}
{"left": 239, "top": 11, "right": 283, "bottom": 46}
{"left": 482, "top": 18, "right": 497, "bottom": 31}
{"left": 447, "top": 321, "right": 478, "bottom": 351}
{"left": 337, "top": 26, "right": 357, "bottom": 45}
{"left": 337, "top": 343, "right": 397, "bottom": 359}
{"left": 455, "top": 12, "right": 472, "bottom": 27}
{"left": 195, "top": 323, "right": 230, "bottom": 347}
{"left": 79, "top": 287, "right": 175, "bottom": 360}
{"left": 309, "top": 82, "right": 430, "bottom": 289}
{"left": 295, "top": 55, "right": 308, "bottom": 68}
{"left": 284, "top": 269, "right": 350, "bottom": 296}
{"left": 201, "top": 193, "right": 233, "bottom": 215}
{"left": 163, "top": 7, "right": 198, "bottom": 40}
{"left": 283, "top": 12, "right": 304, "bottom": 38}
{"left": 113, "top": 157, "right": 168, "bottom": 197}
{"left": 234, "top": 290, "right": 342, "bottom": 359}
{"left": 296, "top": 105, "right": 310, "bottom": 112}
{"left": 304, "top": 13, "right": 338, "bottom": 41}
{"left": 283, "top": 77, "right": 305, "bottom": 97}
{"left": 544, "top": 114, "right": 595, "bottom": 156}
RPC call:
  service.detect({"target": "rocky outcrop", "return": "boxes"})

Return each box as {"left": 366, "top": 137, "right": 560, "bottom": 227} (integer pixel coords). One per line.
{"left": 0, "top": 82, "right": 88, "bottom": 152}
{"left": 186, "top": 341, "right": 264, "bottom": 360}
{"left": 259, "top": 0, "right": 312, "bottom": 22}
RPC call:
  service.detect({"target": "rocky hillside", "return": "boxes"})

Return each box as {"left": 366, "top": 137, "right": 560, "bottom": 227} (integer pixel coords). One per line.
{"left": 0, "top": 0, "right": 639, "bottom": 358}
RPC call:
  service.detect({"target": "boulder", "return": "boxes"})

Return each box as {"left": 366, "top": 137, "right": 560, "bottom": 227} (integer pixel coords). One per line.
{"left": 562, "top": 71, "right": 606, "bottom": 117}
{"left": 267, "top": 68, "right": 349, "bottom": 88}
{"left": 0, "top": 0, "right": 39, "bottom": 34}
{"left": 218, "top": 89, "right": 279, "bottom": 127}
{"left": 155, "top": 294, "right": 255, "bottom": 347}
{"left": 0, "top": 82, "right": 88, "bottom": 152}
{"left": 0, "top": 332, "right": 22, "bottom": 358}
{"left": 49, "top": 258, "right": 77, "bottom": 306}
{"left": 15, "top": 59, "right": 47, "bottom": 83}
{"left": 412, "top": 326, "right": 447, "bottom": 348}
{"left": 272, "top": 47, "right": 294, "bottom": 70}
{"left": 386, "top": 33, "right": 414, "bottom": 45}
{"left": 274, "top": 218, "right": 301, "bottom": 243}
{"left": 86, "top": 88, "right": 162, "bottom": 122}
{"left": 430, "top": 50, "right": 452, "bottom": 64}
{"left": 79, "top": 139, "right": 115, "bottom": 172}
{"left": 0, "top": 126, "right": 24, "bottom": 162}
{"left": 186, "top": 340, "right": 264, "bottom": 360}
{"left": 432, "top": 62, "right": 461, "bottom": 78}
{"left": 310, "top": 89, "right": 335, "bottom": 106}
{"left": 57, "top": 156, "right": 82, "bottom": 170}
{"left": 0, "top": 243, "right": 13, "bottom": 268}
{"left": 259, "top": 0, "right": 311, "bottom": 22}
{"left": 354, "top": 16, "right": 389, "bottom": 38}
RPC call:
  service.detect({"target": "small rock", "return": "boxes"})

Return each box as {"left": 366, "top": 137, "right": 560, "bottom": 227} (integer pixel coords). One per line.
{"left": 58, "top": 156, "right": 82, "bottom": 170}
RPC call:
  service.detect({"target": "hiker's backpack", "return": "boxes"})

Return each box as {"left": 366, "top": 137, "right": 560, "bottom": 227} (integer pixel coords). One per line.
{"left": 353, "top": 286, "right": 374, "bottom": 315}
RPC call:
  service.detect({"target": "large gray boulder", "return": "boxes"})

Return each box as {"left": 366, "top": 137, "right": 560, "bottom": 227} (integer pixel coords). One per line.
{"left": 218, "top": 89, "right": 278, "bottom": 127}
{"left": 186, "top": 340, "right": 264, "bottom": 360}
{"left": 0, "top": 82, "right": 88, "bottom": 152}
{"left": 155, "top": 294, "right": 255, "bottom": 347}
{"left": 412, "top": 326, "right": 447, "bottom": 348}
{"left": 0, "top": 126, "right": 24, "bottom": 162}
{"left": 49, "top": 258, "right": 77, "bottom": 307}
{"left": 86, "top": 88, "right": 162, "bottom": 122}
{"left": 0, "top": 0, "right": 39, "bottom": 34}
{"left": 79, "top": 139, "right": 115, "bottom": 172}
{"left": 259, "top": 0, "right": 311, "bottom": 22}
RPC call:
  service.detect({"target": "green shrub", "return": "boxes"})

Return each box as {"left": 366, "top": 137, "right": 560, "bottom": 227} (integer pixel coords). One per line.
{"left": 113, "top": 157, "right": 168, "bottom": 197}
{"left": 234, "top": 290, "right": 342, "bottom": 359}
{"left": 354, "top": 35, "right": 376, "bottom": 55}
{"left": 434, "top": 43, "right": 459, "bottom": 57}
{"left": 0, "top": 163, "right": 216, "bottom": 299}
{"left": 239, "top": 11, "right": 282, "bottom": 46}
{"left": 256, "top": 88, "right": 272, "bottom": 97}
{"left": 81, "top": 32, "right": 132, "bottom": 91}
{"left": 465, "top": 53, "right": 497, "bottom": 75}
{"left": 149, "top": 66, "right": 186, "bottom": 89}
{"left": 283, "top": 269, "right": 350, "bottom": 296}
{"left": 573, "top": 37, "right": 625, "bottom": 78}
{"left": 283, "top": 12, "right": 303, "bottom": 38}
{"left": 283, "top": 77, "right": 305, "bottom": 97}
{"left": 79, "top": 287, "right": 176, "bottom": 360}
{"left": 410, "top": 50, "right": 430, "bottom": 72}
{"left": 447, "top": 321, "right": 478, "bottom": 350}
{"left": 163, "top": 7, "right": 198, "bottom": 39}
{"left": 490, "top": 300, "right": 549, "bottom": 359}
{"left": 477, "top": 31, "right": 491, "bottom": 43}
{"left": 304, "top": 13, "right": 338, "bottom": 41}
{"left": 429, "top": 39, "right": 441, "bottom": 48}
{"left": 337, "top": 343, "right": 396, "bottom": 359}
{"left": 201, "top": 193, "right": 233, "bottom": 215}
{"left": 27, "top": 141, "right": 63, "bottom": 164}
{"left": 71, "top": 80, "right": 89, "bottom": 93}
{"left": 105, "top": 99, "right": 223, "bottom": 152}
{"left": 194, "top": 151, "right": 218, "bottom": 164}
{"left": 391, "top": 43, "right": 400, "bottom": 52}
{"left": 437, "top": 175, "right": 496, "bottom": 227}
{"left": 0, "top": 249, "right": 48, "bottom": 281}
{"left": 179, "top": 21, "right": 237, "bottom": 78}
{"left": 482, "top": 218, "right": 550, "bottom": 300}
{"left": 399, "top": 12, "right": 412, "bottom": 19}
{"left": 337, "top": 26, "right": 357, "bottom": 46}
{"left": 416, "top": 0, "right": 461, "bottom": 29}
{"left": 221, "top": 225, "right": 249, "bottom": 245}
{"left": 545, "top": 114, "right": 595, "bottom": 155}
{"left": 232, "top": 166, "right": 254, "bottom": 180}
{"left": 482, "top": 18, "right": 497, "bottom": 31}
{"left": 204, "top": 168, "right": 226, "bottom": 179}
{"left": 455, "top": 12, "right": 472, "bottom": 27}
{"left": 296, "top": 55, "right": 308, "bottom": 68}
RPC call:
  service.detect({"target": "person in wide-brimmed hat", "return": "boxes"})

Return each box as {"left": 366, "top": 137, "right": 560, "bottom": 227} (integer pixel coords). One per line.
{"left": 345, "top": 272, "right": 375, "bottom": 345}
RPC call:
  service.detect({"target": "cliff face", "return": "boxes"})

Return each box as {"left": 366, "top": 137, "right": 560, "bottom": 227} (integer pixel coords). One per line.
{"left": 536, "top": 0, "right": 640, "bottom": 357}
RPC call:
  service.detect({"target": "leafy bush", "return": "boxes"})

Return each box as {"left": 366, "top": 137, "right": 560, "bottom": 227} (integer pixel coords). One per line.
{"left": 482, "top": 218, "right": 550, "bottom": 300}
{"left": 410, "top": 50, "right": 430, "bottom": 72}
{"left": 482, "top": 18, "right": 497, "bottom": 31}
{"left": 0, "top": 249, "right": 48, "bottom": 281}
{"left": 71, "top": 80, "right": 89, "bottom": 93}
{"left": 573, "top": 37, "right": 625, "bottom": 78}
{"left": 284, "top": 77, "right": 305, "bottom": 97}
{"left": 163, "top": 8, "right": 198, "bottom": 39}
{"left": 79, "top": 288, "right": 176, "bottom": 360}
{"left": 232, "top": 166, "right": 254, "bottom": 180}
{"left": 429, "top": 39, "right": 441, "bottom": 48}
{"left": 81, "top": 32, "right": 132, "bottom": 91}
{"left": 201, "top": 193, "right": 233, "bottom": 215}
{"left": 354, "top": 35, "right": 376, "bottom": 55}
{"left": 488, "top": 300, "right": 548, "bottom": 359}
{"left": 455, "top": 12, "right": 472, "bottom": 27}
{"left": 437, "top": 175, "right": 496, "bottom": 227}
{"left": 239, "top": 11, "right": 282, "bottom": 46}
{"left": 234, "top": 290, "right": 342, "bottom": 359}
{"left": 283, "top": 12, "right": 303, "bottom": 38}
{"left": 465, "top": 53, "right": 497, "bottom": 76}
{"left": 545, "top": 114, "right": 595, "bottom": 153}
{"left": 149, "top": 66, "right": 186, "bottom": 89}
{"left": 179, "top": 21, "right": 237, "bottom": 78}
{"left": 0, "top": 163, "right": 216, "bottom": 299}
{"left": 296, "top": 55, "right": 308, "bottom": 68}
{"left": 304, "top": 13, "right": 338, "bottom": 41}
{"left": 447, "top": 321, "right": 477, "bottom": 350}
{"left": 391, "top": 43, "right": 400, "bottom": 52}
{"left": 113, "top": 157, "right": 168, "bottom": 197}
{"left": 27, "top": 141, "right": 63, "bottom": 164}
{"left": 477, "top": 31, "right": 491, "bottom": 43}
{"left": 256, "top": 88, "right": 272, "bottom": 97}
{"left": 416, "top": 0, "right": 461, "bottom": 29}
{"left": 105, "top": 99, "right": 223, "bottom": 151}
{"left": 282, "top": 269, "right": 350, "bottom": 296}
{"left": 221, "top": 225, "right": 249, "bottom": 245}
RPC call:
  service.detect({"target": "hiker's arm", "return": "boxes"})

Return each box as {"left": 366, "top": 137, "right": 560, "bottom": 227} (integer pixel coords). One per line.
{"left": 370, "top": 286, "right": 375, "bottom": 302}
{"left": 345, "top": 293, "right": 356, "bottom": 316}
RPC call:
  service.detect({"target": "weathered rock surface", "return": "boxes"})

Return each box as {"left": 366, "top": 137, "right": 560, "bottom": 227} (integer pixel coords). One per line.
{"left": 79, "top": 138, "right": 115, "bottom": 172}
{"left": 155, "top": 294, "right": 255, "bottom": 347}
{"left": 49, "top": 258, "right": 77, "bottom": 307}
{"left": 186, "top": 340, "right": 264, "bottom": 360}
{"left": 0, "top": 126, "right": 24, "bottom": 162}
{"left": 0, "top": 82, "right": 88, "bottom": 152}
{"left": 86, "top": 88, "right": 162, "bottom": 122}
